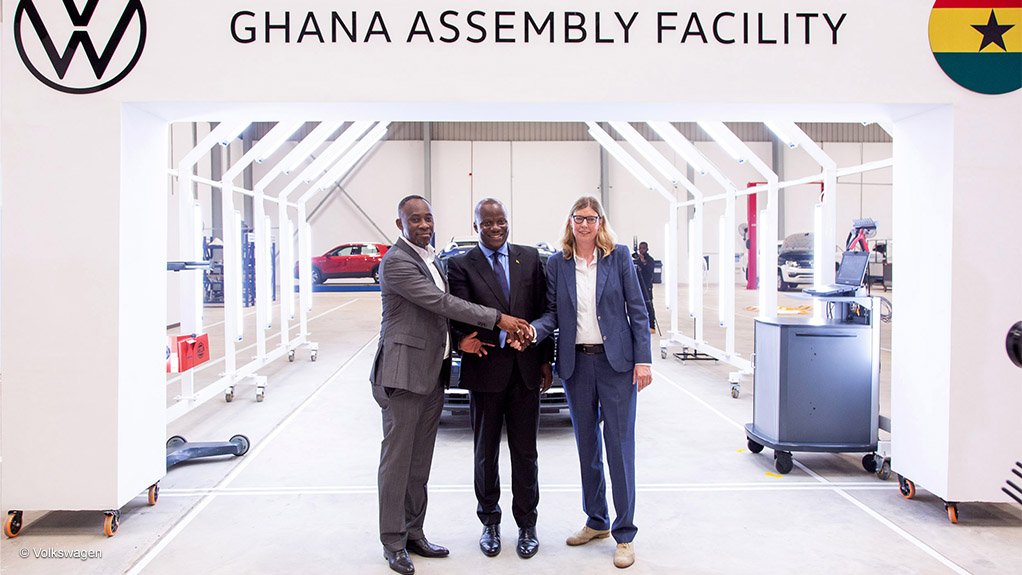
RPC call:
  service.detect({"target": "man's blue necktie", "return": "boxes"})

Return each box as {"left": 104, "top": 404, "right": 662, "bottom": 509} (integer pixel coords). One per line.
{"left": 491, "top": 251, "right": 510, "bottom": 302}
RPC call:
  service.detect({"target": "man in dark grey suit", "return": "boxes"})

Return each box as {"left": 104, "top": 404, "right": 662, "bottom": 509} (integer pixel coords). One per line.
{"left": 370, "top": 195, "right": 532, "bottom": 575}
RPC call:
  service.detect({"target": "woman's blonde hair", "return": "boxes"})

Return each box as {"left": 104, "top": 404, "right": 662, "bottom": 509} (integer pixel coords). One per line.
{"left": 559, "top": 196, "right": 617, "bottom": 259}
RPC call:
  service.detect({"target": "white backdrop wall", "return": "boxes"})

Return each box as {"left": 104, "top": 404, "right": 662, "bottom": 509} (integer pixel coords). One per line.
{"left": 5, "top": 0, "right": 1018, "bottom": 511}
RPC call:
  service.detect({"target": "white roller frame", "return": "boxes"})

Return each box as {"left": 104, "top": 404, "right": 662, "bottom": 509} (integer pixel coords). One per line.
{"left": 166, "top": 121, "right": 339, "bottom": 420}
{"left": 586, "top": 122, "right": 679, "bottom": 339}
{"left": 260, "top": 121, "right": 344, "bottom": 360}
{"left": 650, "top": 122, "right": 752, "bottom": 375}
{"left": 171, "top": 121, "right": 248, "bottom": 416}
{"left": 767, "top": 121, "right": 838, "bottom": 319}
{"left": 609, "top": 121, "right": 704, "bottom": 345}
{"left": 215, "top": 121, "right": 303, "bottom": 402}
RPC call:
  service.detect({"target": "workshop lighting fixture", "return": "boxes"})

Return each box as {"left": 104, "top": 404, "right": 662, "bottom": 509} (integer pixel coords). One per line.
{"left": 233, "top": 210, "right": 245, "bottom": 339}
{"left": 697, "top": 121, "right": 746, "bottom": 164}
{"left": 689, "top": 219, "right": 698, "bottom": 316}
{"left": 279, "top": 120, "right": 345, "bottom": 174}
{"left": 262, "top": 215, "right": 274, "bottom": 328}
{"left": 215, "top": 121, "right": 251, "bottom": 147}
{"left": 283, "top": 218, "right": 296, "bottom": 320}
{"left": 300, "top": 225, "right": 313, "bottom": 311}
{"left": 253, "top": 121, "right": 306, "bottom": 163}
{"left": 609, "top": 121, "right": 684, "bottom": 186}
{"left": 586, "top": 122, "right": 661, "bottom": 191}
{"left": 648, "top": 121, "right": 708, "bottom": 175}
{"left": 718, "top": 216, "right": 731, "bottom": 326}
{"left": 309, "top": 122, "right": 391, "bottom": 192}
{"left": 299, "top": 121, "right": 375, "bottom": 183}
{"left": 764, "top": 121, "right": 800, "bottom": 149}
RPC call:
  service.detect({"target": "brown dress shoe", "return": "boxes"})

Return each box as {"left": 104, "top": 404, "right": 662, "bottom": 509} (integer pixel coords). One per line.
{"left": 565, "top": 525, "right": 611, "bottom": 546}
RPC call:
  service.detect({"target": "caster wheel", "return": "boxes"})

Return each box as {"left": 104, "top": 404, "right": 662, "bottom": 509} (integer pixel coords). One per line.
{"left": 256, "top": 389, "right": 265, "bottom": 402}
{"left": 147, "top": 483, "right": 159, "bottom": 506}
{"left": 103, "top": 513, "right": 119, "bottom": 537}
{"left": 288, "top": 350, "right": 295, "bottom": 362}
{"left": 862, "top": 453, "right": 879, "bottom": 474}
{"left": 225, "top": 389, "right": 234, "bottom": 402}
{"left": 229, "top": 434, "right": 250, "bottom": 456}
{"left": 946, "top": 503, "right": 959, "bottom": 524}
{"left": 877, "top": 460, "right": 892, "bottom": 481}
{"left": 661, "top": 349, "right": 668, "bottom": 359}
{"left": 898, "top": 475, "right": 916, "bottom": 499}
{"left": 166, "top": 435, "right": 187, "bottom": 450}
{"left": 747, "top": 438, "right": 764, "bottom": 454}
{"left": 311, "top": 352, "right": 318, "bottom": 362}
{"left": 774, "top": 452, "right": 794, "bottom": 474}
{"left": 730, "top": 385, "right": 740, "bottom": 399}
{"left": 4, "top": 511, "right": 23, "bottom": 538}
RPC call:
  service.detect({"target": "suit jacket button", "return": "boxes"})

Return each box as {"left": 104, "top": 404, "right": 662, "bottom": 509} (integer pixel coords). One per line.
{"left": 603, "top": 336, "right": 607, "bottom": 341}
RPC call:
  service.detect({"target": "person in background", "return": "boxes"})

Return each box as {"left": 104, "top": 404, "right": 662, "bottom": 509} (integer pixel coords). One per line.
{"left": 528, "top": 196, "right": 653, "bottom": 569}
{"left": 370, "top": 195, "right": 533, "bottom": 575}
{"left": 447, "top": 198, "right": 554, "bottom": 560}
{"left": 632, "top": 241, "right": 657, "bottom": 334}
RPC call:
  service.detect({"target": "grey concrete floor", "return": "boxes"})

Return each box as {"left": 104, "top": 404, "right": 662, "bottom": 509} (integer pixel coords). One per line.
{"left": 1, "top": 284, "right": 1019, "bottom": 575}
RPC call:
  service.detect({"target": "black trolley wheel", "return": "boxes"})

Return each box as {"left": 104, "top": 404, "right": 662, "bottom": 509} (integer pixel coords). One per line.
{"left": 166, "top": 435, "right": 187, "bottom": 449}
{"left": 747, "top": 438, "right": 764, "bottom": 454}
{"left": 862, "top": 453, "right": 879, "bottom": 474}
{"left": 774, "top": 451, "right": 794, "bottom": 474}
{"left": 230, "top": 434, "right": 251, "bottom": 456}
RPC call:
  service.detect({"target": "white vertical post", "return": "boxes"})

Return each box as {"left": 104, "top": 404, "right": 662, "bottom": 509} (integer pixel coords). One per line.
{"left": 666, "top": 208, "right": 678, "bottom": 336}
{"left": 220, "top": 184, "right": 239, "bottom": 376}
{"left": 298, "top": 204, "right": 312, "bottom": 339}
{"left": 254, "top": 201, "right": 270, "bottom": 359}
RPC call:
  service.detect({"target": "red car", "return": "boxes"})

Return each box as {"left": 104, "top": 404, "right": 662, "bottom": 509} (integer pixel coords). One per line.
{"left": 303, "top": 242, "right": 389, "bottom": 284}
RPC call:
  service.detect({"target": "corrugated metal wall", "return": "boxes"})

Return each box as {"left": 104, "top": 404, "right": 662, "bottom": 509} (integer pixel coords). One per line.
{"left": 244, "top": 121, "right": 891, "bottom": 143}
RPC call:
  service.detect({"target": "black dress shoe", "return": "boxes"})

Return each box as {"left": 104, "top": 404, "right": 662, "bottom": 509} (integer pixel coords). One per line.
{"left": 384, "top": 549, "right": 415, "bottom": 575}
{"left": 517, "top": 526, "right": 539, "bottom": 559}
{"left": 479, "top": 524, "right": 501, "bottom": 557}
{"left": 406, "top": 537, "right": 450, "bottom": 558}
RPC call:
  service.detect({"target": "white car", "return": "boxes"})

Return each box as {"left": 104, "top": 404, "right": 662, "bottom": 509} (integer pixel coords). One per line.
{"left": 776, "top": 233, "right": 843, "bottom": 291}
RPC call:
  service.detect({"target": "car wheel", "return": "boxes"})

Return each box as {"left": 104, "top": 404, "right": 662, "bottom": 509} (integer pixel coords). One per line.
{"left": 777, "top": 271, "right": 790, "bottom": 292}
{"left": 371, "top": 265, "right": 380, "bottom": 284}
{"left": 311, "top": 267, "right": 325, "bottom": 285}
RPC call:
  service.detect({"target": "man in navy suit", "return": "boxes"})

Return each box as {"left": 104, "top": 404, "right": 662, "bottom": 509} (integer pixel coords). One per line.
{"left": 447, "top": 198, "right": 554, "bottom": 559}
{"left": 529, "top": 196, "right": 652, "bottom": 569}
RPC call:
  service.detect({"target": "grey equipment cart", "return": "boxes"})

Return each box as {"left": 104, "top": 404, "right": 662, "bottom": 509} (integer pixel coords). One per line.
{"left": 745, "top": 296, "right": 881, "bottom": 474}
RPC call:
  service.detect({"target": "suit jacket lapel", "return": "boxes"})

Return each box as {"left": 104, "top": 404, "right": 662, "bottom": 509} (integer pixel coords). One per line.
{"left": 564, "top": 254, "right": 578, "bottom": 310}
{"left": 471, "top": 247, "right": 508, "bottom": 309}
{"left": 396, "top": 238, "right": 444, "bottom": 290}
{"left": 507, "top": 245, "right": 520, "bottom": 311}
{"left": 596, "top": 250, "right": 611, "bottom": 305}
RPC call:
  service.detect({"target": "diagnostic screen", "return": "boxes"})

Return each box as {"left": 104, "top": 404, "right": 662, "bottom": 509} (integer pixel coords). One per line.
{"left": 836, "top": 251, "right": 869, "bottom": 286}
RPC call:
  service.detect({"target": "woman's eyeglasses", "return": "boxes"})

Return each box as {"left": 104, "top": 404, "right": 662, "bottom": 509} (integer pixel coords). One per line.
{"left": 571, "top": 215, "right": 600, "bottom": 225}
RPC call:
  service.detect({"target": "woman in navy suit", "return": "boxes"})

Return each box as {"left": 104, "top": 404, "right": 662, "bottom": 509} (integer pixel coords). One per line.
{"left": 530, "top": 196, "right": 652, "bottom": 568}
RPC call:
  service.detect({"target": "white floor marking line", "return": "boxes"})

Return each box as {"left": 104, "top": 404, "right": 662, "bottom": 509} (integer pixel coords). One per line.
{"left": 165, "top": 299, "right": 361, "bottom": 385}
{"left": 154, "top": 484, "right": 897, "bottom": 498}
{"left": 654, "top": 367, "right": 972, "bottom": 575}
{"left": 128, "top": 335, "right": 380, "bottom": 575}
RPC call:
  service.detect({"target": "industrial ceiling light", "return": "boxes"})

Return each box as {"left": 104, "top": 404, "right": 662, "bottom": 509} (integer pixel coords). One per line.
{"left": 297, "top": 121, "right": 377, "bottom": 183}
{"left": 608, "top": 121, "right": 684, "bottom": 186}
{"left": 697, "top": 121, "right": 746, "bottom": 164}
{"left": 586, "top": 121, "right": 661, "bottom": 191}
{"left": 764, "top": 121, "right": 799, "bottom": 149}
{"left": 647, "top": 121, "right": 708, "bottom": 176}
{"left": 279, "top": 120, "right": 345, "bottom": 174}
{"left": 253, "top": 121, "right": 306, "bottom": 163}
{"left": 309, "top": 122, "right": 391, "bottom": 193}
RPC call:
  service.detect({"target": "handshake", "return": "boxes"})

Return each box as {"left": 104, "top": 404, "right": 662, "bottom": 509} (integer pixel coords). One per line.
{"left": 459, "top": 313, "right": 535, "bottom": 356}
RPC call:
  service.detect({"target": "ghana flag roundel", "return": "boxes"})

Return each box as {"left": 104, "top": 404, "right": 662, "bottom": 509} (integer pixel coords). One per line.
{"left": 929, "top": 0, "right": 1021, "bottom": 94}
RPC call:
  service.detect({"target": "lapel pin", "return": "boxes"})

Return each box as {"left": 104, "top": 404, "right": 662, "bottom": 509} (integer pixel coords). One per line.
{"left": 515, "top": 259, "right": 520, "bottom": 264}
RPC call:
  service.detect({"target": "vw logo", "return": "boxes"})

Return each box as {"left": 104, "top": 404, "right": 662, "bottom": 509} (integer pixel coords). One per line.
{"left": 14, "top": 0, "right": 147, "bottom": 95}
